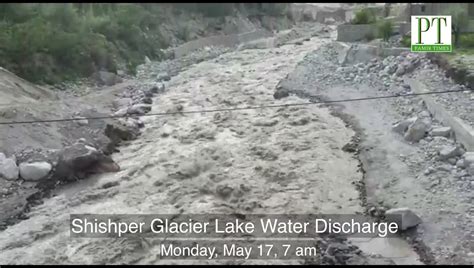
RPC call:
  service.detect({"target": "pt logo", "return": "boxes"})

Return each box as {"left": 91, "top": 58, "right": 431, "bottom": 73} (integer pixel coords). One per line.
{"left": 411, "top": 16, "right": 452, "bottom": 52}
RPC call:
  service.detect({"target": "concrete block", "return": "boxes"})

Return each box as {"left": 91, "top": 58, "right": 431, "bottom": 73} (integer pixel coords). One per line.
{"left": 407, "top": 78, "right": 474, "bottom": 151}
{"left": 337, "top": 24, "right": 377, "bottom": 42}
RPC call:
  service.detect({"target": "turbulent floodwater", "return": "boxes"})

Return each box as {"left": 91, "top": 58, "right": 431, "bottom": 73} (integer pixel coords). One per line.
{"left": 0, "top": 37, "right": 419, "bottom": 264}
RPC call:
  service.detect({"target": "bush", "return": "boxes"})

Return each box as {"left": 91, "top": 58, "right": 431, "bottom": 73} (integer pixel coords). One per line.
{"left": 377, "top": 20, "right": 393, "bottom": 42}
{"left": 400, "top": 35, "right": 411, "bottom": 47}
{"left": 459, "top": 33, "right": 474, "bottom": 48}
{"left": 176, "top": 24, "right": 191, "bottom": 42}
{"left": 352, "top": 8, "right": 377, "bottom": 24}
{"left": 446, "top": 7, "right": 470, "bottom": 47}
{"left": 0, "top": 3, "right": 169, "bottom": 84}
{"left": 0, "top": 3, "right": 248, "bottom": 84}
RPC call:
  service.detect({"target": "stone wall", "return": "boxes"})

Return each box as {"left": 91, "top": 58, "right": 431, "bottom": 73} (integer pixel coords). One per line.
{"left": 336, "top": 24, "right": 376, "bottom": 42}
{"left": 173, "top": 29, "right": 272, "bottom": 58}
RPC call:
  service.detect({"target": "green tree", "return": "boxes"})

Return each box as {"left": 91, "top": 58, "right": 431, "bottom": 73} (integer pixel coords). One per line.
{"left": 446, "top": 7, "right": 469, "bottom": 48}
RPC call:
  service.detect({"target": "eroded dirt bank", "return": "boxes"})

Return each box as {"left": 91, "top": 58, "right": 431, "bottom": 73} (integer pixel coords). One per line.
{"left": 0, "top": 32, "right": 416, "bottom": 264}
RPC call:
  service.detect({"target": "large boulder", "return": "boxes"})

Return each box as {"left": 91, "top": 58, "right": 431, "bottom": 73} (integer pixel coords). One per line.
{"left": 55, "top": 143, "right": 120, "bottom": 182}
{"left": 0, "top": 156, "right": 19, "bottom": 180}
{"left": 439, "top": 145, "right": 463, "bottom": 161}
{"left": 344, "top": 45, "right": 378, "bottom": 65}
{"left": 274, "top": 78, "right": 291, "bottom": 100}
{"left": 105, "top": 122, "right": 140, "bottom": 144}
{"left": 463, "top": 152, "right": 474, "bottom": 165}
{"left": 156, "top": 72, "right": 171, "bottom": 82}
{"left": 430, "top": 127, "right": 452, "bottom": 137}
{"left": 392, "top": 117, "right": 417, "bottom": 135}
{"left": 385, "top": 207, "right": 422, "bottom": 230}
{"left": 19, "top": 162, "right": 52, "bottom": 181}
{"left": 404, "top": 118, "right": 430, "bottom": 142}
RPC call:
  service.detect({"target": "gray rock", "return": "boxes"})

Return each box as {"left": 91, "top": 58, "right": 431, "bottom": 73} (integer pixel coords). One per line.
{"left": 113, "top": 107, "right": 128, "bottom": 117}
{"left": 113, "top": 98, "right": 132, "bottom": 109}
{"left": 418, "top": 110, "right": 431, "bottom": 118}
{"left": 119, "top": 118, "right": 144, "bottom": 130}
{"left": 404, "top": 59, "right": 420, "bottom": 73}
{"left": 19, "top": 161, "right": 52, "bottom": 181}
{"left": 74, "top": 117, "right": 89, "bottom": 126}
{"left": 463, "top": 152, "right": 474, "bottom": 167}
{"left": 157, "top": 83, "right": 166, "bottom": 92}
{"left": 0, "top": 158, "right": 19, "bottom": 180}
{"left": 456, "top": 159, "right": 466, "bottom": 168}
{"left": 140, "top": 97, "right": 153, "bottom": 104}
{"left": 274, "top": 88, "right": 290, "bottom": 100}
{"left": 131, "top": 118, "right": 144, "bottom": 128}
{"left": 215, "top": 184, "right": 234, "bottom": 198}
{"left": 156, "top": 72, "right": 171, "bottom": 82}
{"left": 55, "top": 143, "right": 120, "bottom": 182}
{"left": 404, "top": 118, "right": 430, "bottom": 142}
{"left": 160, "top": 125, "right": 173, "bottom": 137}
{"left": 142, "top": 88, "right": 153, "bottom": 98}
{"left": 324, "top": 17, "right": 336, "bottom": 24}
{"left": 105, "top": 122, "right": 140, "bottom": 146}
{"left": 386, "top": 207, "right": 422, "bottom": 230}
{"left": 144, "top": 56, "right": 151, "bottom": 64}
{"left": 437, "top": 164, "right": 452, "bottom": 172}
{"left": 128, "top": 104, "right": 152, "bottom": 115}
{"left": 431, "top": 127, "right": 452, "bottom": 137}
{"left": 96, "top": 71, "right": 123, "bottom": 86}
{"left": 467, "top": 165, "right": 474, "bottom": 176}
{"left": 439, "top": 145, "right": 462, "bottom": 160}
{"left": 395, "top": 65, "right": 405, "bottom": 76}
{"left": 150, "top": 86, "right": 159, "bottom": 94}
{"left": 392, "top": 117, "right": 417, "bottom": 134}
{"left": 169, "top": 161, "right": 202, "bottom": 180}
{"left": 447, "top": 158, "right": 457, "bottom": 165}
{"left": 149, "top": 86, "right": 160, "bottom": 94}
{"left": 423, "top": 166, "right": 435, "bottom": 175}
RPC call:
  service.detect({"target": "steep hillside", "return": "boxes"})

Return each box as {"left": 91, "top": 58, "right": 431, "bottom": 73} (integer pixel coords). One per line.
{"left": 0, "top": 3, "right": 293, "bottom": 84}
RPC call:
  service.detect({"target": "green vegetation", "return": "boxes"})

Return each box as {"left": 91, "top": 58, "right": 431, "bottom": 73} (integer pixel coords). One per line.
{"left": 445, "top": 7, "right": 469, "bottom": 48}
{"left": 448, "top": 34, "right": 474, "bottom": 57}
{"left": 351, "top": 8, "right": 377, "bottom": 25}
{"left": 377, "top": 20, "right": 393, "bottom": 42}
{"left": 400, "top": 35, "right": 411, "bottom": 48}
{"left": 458, "top": 33, "right": 474, "bottom": 48}
{"left": 0, "top": 3, "right": 170, "bottom": 84}
{"left": 0, "top": 3, "right": 290, "bottom": 85}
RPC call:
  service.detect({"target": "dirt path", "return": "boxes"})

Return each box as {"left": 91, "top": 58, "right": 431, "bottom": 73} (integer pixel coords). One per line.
{"left": 281, "top": 45, "right": 473, "bottom": 265}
